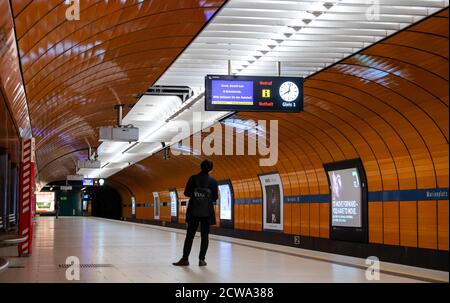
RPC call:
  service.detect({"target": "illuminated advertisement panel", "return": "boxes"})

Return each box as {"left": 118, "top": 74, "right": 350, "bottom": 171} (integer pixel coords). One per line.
{"left": 170, "top": 190, "right": 178, "bottom": 220}
{"left": 218, "top": 181, "right": 234, "bottom": 228}
{"left": 131, "top": 197, "right": 136, "bottom": 216}
{"left": 35, "top": 192, "right": 55, "bottom": 213}
{"left": 328, "top": 168, "right": 362, "bottom": 227}
{"left": 324, "top": 159, "right": 368, "bottom": 242}
{"left": 259, "top": 173, "right": 284, "bottom": 232}
{"left": 219, "top": 184, "right": 232, "bottom": 220}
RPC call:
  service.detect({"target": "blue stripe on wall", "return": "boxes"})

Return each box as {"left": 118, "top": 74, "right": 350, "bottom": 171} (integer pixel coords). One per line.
{"left": 235, "top": 198, "right": 262, "bottom": 205}
{"left": 234, "top": 188, "right": 448, "bottom": 205}
{"left": 368, "top": 188, "right": 448, "bottom": 202}
{"left": 284, "top": 194, "right": 331, "bottom": 204}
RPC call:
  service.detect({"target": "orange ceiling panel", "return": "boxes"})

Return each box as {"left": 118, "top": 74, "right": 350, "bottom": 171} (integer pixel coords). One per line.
{"left": 0, "top": 0, "right": 32, "bottom": 138}
{"left": 12, "top": 0, "right": 226, "bottom": 183}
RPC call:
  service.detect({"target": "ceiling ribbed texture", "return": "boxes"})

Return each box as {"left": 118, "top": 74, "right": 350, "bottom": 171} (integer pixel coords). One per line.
{"left": 11, "top": 0, "right": 226, "bottom": 183}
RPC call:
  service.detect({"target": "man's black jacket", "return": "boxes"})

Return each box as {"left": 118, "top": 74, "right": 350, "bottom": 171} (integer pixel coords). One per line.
{"left": 184, "top": 172, "right": 218, "bottom": 225}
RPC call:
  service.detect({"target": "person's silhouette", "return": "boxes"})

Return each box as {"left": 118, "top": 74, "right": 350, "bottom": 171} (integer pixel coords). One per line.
{"left": 173, "top": 160, "right": 218, "bottom": 267}
{"left": 55, "top": 200, "right": 60, "bottom": 219}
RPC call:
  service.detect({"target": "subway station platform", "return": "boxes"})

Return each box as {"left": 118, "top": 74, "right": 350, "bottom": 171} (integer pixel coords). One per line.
{"left": 0, "top": 0, "right": 449, "bottom": 292}
{"left": 0, "top": 217, "right": 447, "bottom": 283}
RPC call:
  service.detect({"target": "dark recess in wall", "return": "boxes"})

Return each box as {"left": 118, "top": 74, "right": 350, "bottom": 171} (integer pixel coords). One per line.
{"left": 89, "top": 185, "right": 122, "bottom": 220}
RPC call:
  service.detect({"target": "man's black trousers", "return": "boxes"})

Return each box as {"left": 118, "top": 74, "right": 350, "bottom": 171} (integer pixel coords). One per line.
{"left": 182, "top": 217, "right": 210, "bottom": 261}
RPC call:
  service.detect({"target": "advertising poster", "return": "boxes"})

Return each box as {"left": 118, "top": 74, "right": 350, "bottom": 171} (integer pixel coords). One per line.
{"left": 153, "top": 192, "right": 160, "bottom": 220}
{"left": 218, "top": 184, "right": 232, "bottom": 221}
{"left": 83, "top": 178, "right": 94, "bottom": 186}
{"left": 327, "top": 168, "right": 362, "bottom": 228}
{"left": 259, "top": 173, "right": 283, "bottom": 231}
{"left": 35, "top": 192, "right": 55, "bottom": 213}
{"left": 131, "top": 197, "right": 136, "bottom": 216}
{"left": 170, "top": 190, "right": 178, "bottom": 218}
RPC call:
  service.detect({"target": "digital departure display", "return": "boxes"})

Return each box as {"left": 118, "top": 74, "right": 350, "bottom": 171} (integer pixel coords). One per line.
{"left": 131, "top": 197, "right": 136, "bottom": 216}
{"left": 211, "top": 80, "right": 254, "bottom": 105}
{"left": 328, "top": 168, "right": 362, "bottom": 227}
{"left": 205, "top": 75, "right": 303, "bottom": 112}
{"left": 83, "top": 178, "right": 94, "bottom": 186}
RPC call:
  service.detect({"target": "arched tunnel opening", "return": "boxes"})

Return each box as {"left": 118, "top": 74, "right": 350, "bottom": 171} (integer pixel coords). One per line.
{"left": 85, "top": 185, "right": 122, "bottom": 220}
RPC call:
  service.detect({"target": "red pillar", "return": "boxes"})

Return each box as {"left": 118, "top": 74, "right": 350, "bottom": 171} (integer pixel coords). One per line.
{"left": 18, "top": 138, "right": 35, "bottom": 256}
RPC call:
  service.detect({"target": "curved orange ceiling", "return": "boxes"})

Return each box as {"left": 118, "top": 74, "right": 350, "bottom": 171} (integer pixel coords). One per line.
{"left": 0, "top": 0, "right": 31, "bottom": 139}
{"left": 112, "top": 9, "right": 448, "bottom": 195}
{"left": 111, "top": 9, "right": 448, "bottom": 250}
{"left": 11, "top": 0, "right": 226, "bottom": 183}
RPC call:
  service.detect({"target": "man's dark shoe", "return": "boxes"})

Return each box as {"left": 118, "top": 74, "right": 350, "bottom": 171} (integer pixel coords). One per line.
{"left": 199, "top": 260, "right": 207, "bottom": 267}
{"left": 172, "top": 259, "right": 189, "bottom": 266}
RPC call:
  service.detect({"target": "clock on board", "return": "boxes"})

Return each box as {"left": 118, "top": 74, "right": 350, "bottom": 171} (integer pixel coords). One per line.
{"left": 279, "top": 81, "right": 299, "bottom": 102}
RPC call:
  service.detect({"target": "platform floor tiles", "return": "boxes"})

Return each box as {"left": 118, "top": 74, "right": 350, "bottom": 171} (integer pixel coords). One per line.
{"left": 0, "top": 217, "right": 447, "bottom": 283}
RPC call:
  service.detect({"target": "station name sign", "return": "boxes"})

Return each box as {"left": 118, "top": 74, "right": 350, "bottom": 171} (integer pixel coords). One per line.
{"left": 205, "top": 75, "right": 303, "bottom": 113}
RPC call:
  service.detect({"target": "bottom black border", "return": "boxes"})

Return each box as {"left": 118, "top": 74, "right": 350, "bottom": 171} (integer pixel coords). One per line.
{"left": 0, "top": 283, "right": 449, "bottom": 302}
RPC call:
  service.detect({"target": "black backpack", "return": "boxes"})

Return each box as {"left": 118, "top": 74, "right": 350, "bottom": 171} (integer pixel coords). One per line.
{"left": 191, "top": 176, "right": 212, "bottom": 217}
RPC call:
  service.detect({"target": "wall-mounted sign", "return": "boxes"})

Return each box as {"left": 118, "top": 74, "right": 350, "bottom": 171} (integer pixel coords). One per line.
{"left": 82, "top": 178, "right": 105, "bottom": 186}
{"left": 83, "top": 178, "right": 94, "bottom": 186}
{"left": 324, "top": 159, "right": 368, "bottom": 243}
{"left": 219, "top": 184, "right": 232, "bottom": 221}
{"left": 328, "top": 168, "right": 362, "bottom": 228}
{"left": 170, "top": 190, "right": 178, "bottom": 218}
{"left": 153, "top": 192, "right": 160, "bottom": 220}
{"left": 131, "top": 197, "right": 136, "bottom": 216}
{"left": 259, "top": 173, "right": 284, "bottom": 232}
{"left": 35, "top": 192, "right": 55, "bottom": 213}
{"left": 218, "top": 181, "right": 234, "bottom": 229}
{"left": 205, "top": 75, "right": 303, "bottom": 112}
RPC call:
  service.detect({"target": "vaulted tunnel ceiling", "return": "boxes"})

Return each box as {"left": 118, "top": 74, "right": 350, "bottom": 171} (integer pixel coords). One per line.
{"left": 79, "top": 0, "right": 449, "bottom": 181}
{"left": 6, "top": 0, "right": 448, "bottom": 185}
{"left": 111, "top": 8, "right": 449, "bottom": 220}
{"left": 10, "top": 0, "right": 226, "bottom": 183}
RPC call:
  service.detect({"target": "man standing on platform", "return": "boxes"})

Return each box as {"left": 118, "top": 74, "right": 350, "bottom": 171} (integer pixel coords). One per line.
{"left": 173, "top": 159, "right": 218, "bottom": 267}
